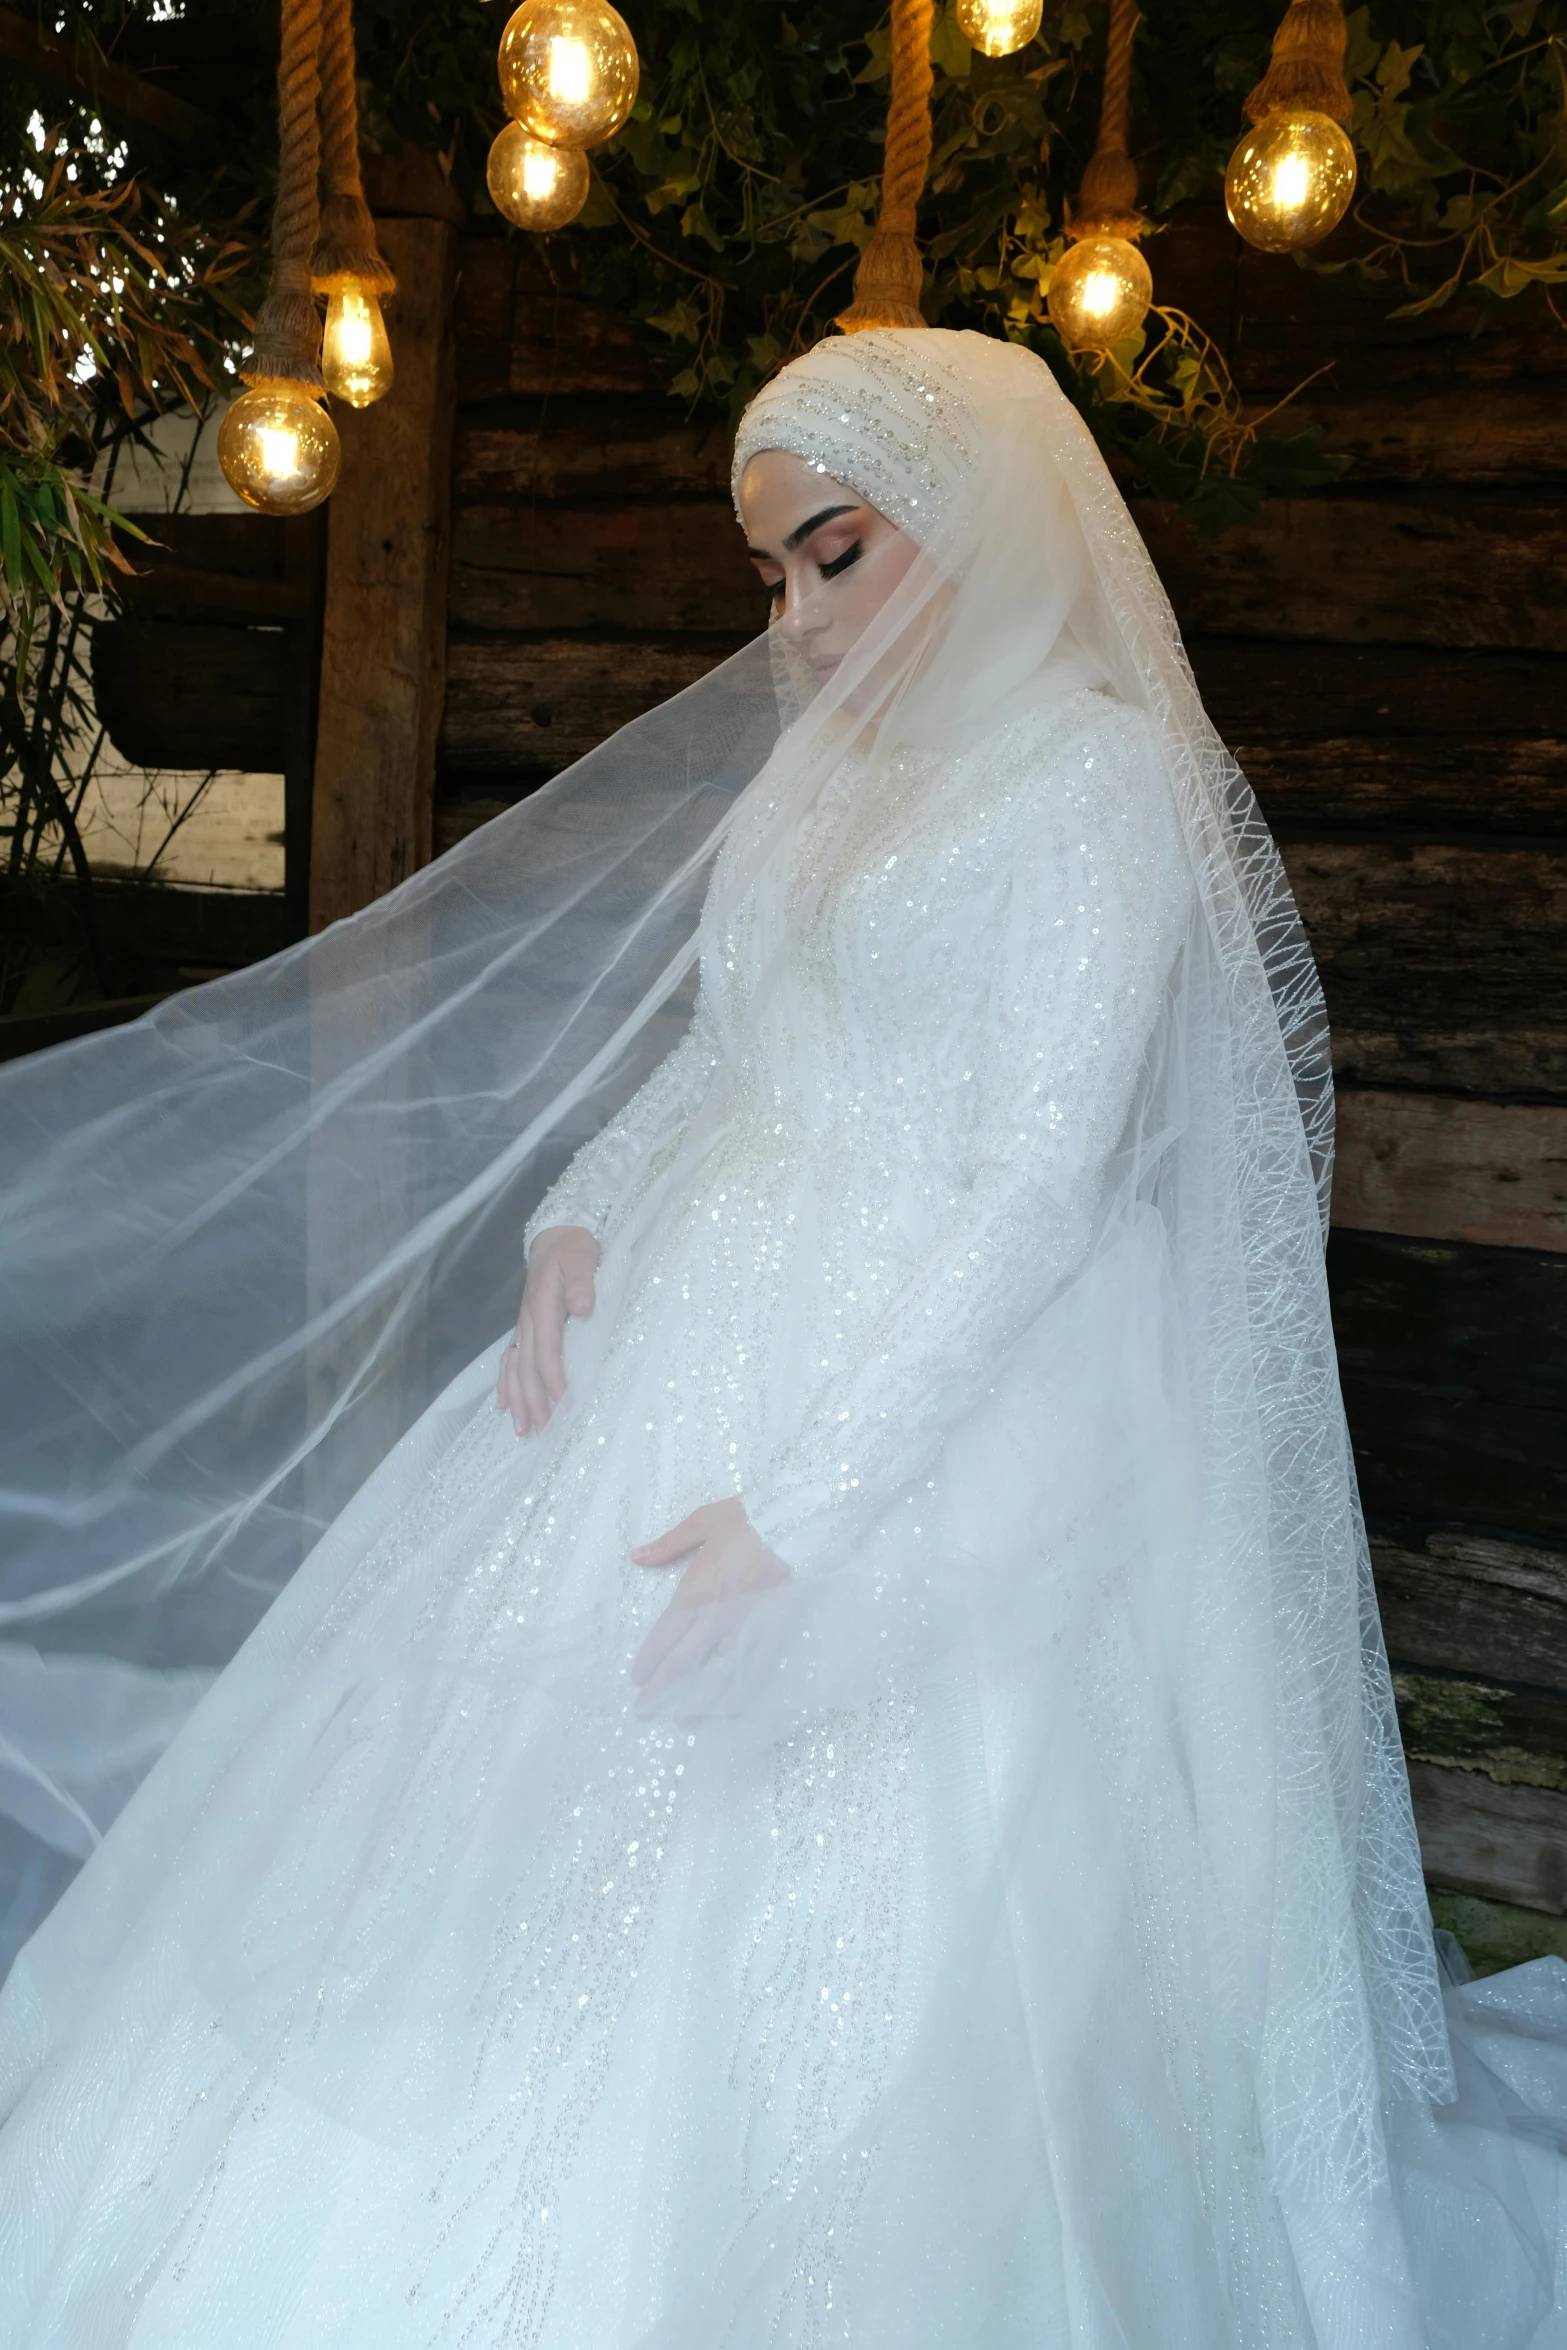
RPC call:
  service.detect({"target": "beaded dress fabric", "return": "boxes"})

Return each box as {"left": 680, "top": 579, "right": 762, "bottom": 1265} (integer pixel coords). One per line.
{"left": 2, "top": 331, "right": 1566, "bottom": 2348}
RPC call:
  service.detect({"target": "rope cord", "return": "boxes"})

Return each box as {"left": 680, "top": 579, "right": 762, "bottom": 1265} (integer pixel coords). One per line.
{"left": 1244, "top": 0, "right": 1352, "bottom": 125}
{"left": 243, "top": 0, "right": 326, "bottom": 388}
{"left": 1072, "top": 0, "right": 1142, "bottom": 237}
{"left": 837, "top": 0, "right": 934, "bottom": 333}
{"left": 313, "top": 0, "right": 396, "bottom": 296}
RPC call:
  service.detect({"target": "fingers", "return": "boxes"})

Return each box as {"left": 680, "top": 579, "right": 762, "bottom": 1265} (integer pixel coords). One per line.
{"left": 515, "top": 1313, "right": 553, "bottom": 1432}
{"left": 631, "top": 1508, "right": 709, "bottom": 1569}
{"left": 532, "top": 1272, "right": 570, "bottom": 1404}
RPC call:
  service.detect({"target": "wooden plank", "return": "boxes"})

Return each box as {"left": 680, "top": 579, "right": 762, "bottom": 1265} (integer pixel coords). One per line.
{"left": 310, "top": 216, "right": 458, "bottom": 930}
{"left": 1394, "top": 1668, "right": 1567, "bottom": 1789}
{"left": 90, "top": 621, "right": 289, "bottom": 773}
{"left": 89, "top": 882, "right": 291, "bottom": 976}
{"left": 1153, "top": 207, "right": 1567, "bottom": 392}
{"left": 0, "top": 993, "right": 164, "bottom": 1066}
{"left": 1269, "top": 386, "right": 1567, "bottom": 486}
{"left": 453, "top": 240, "right": 661, "bottom": 399}
{"left": 454, "top": 401, "right": 731, "bottom": 503}
{"left": 1140, "top": 493, "right": 1567, "bottom": 653}
{"left": 1330, "top": 1027, "right": 1567, "bottom": 1103}
{"left": 1373, "top": 1531, "right": 1567, "bottom": 1691}
{"left": 438, "top": 636, "right": 740, "bottom": 776}
{"left": 448, "top": 501, "right": 763, "bottom": 635}
{"left": 1186, "top": 641, "right": 1567, "bottom": 832}
{"left": 451, "top": 486, "right": 1567, "bottom": 651}
{"left": 1282, "top": 839, "right": 1567, "bottom": 993}
{"left": 1244, "top": 735, "right": 1567, "bottom": 837}
{"left": 1407, "top": 1762, "right": 1567, "bottom": 1913}
{"left": 1333, "top": 1092, "right": 1567, "bottom": 1253}
{"left": 1188, "top": 640, "right": 1567, "bottom": 744}
{"left": 1328, "top": 1229, "right": 1567, "bottom": 1543}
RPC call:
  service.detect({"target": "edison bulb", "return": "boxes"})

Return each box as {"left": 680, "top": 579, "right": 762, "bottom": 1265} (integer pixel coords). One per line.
{"left": 497, "top": 0, "right": 638, "bottom": 149}
{"left": 321, "top": 286, "right": 394, "bottom": 408}
{"left": 1225, "top": 110, "right": 1357, "bottom": 252}
{"left": 1047, "top": 234, "right": 1153, "bottom": 352}
{"left": 217, "top": 383, "right": 340, "bottom": 515}
{"left": 487, "top": 122, "right": 591, "bottom": 230}
{"left": 955, "top": 0, "right": 1043, "bottom": 56}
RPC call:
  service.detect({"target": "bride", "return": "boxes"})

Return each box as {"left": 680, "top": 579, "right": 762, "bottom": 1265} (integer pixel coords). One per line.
{"left": 0, "top": 327, "right": 1563, "bottom": 2349}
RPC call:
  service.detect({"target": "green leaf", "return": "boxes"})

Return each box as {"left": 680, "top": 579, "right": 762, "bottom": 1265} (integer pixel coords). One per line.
{"left": 929, "top": 5, "right": 973, "bottom": 82}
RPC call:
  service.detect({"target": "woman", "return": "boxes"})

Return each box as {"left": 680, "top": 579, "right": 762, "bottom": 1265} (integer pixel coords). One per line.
{"left": 0, "top": 328, "right": 1562, "bottom": 2348}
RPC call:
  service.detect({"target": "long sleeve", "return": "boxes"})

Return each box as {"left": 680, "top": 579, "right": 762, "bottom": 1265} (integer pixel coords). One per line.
{"left": 523, "top": 986, "right": 723, "bottom": 1256}
{"left": 749, "top": 701, "right": 1191, "bottom": 1568}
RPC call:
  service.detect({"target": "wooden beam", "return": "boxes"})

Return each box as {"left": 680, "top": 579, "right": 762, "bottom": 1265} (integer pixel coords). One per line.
{"left": 1373, "top": 1530, "right": 1567, "bottom": 1690}
{"left": 0, "top": 6, "right": 223, "bottom": 151}
{"left": 310, "top": 216, "right": 458, "bottom": 930}
{"left": 1333, "top": 1092, "right": 1567, "bottom": 1253}
{"left": 1407, "top": 1762, "right": 1567, "bottom": 1913}
{"left": 1328, "top": 1230, "right": 1567, "bottom": 1543}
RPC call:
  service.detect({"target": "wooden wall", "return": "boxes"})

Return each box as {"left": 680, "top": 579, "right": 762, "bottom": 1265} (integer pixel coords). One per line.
{"left": 434, "top": 218, "right": 1567, "bottom": 1965}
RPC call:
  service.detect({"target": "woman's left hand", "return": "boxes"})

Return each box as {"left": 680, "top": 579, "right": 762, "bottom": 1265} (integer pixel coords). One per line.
{"left": 631, "top": 1498, "right": 788, "bottom": 1702}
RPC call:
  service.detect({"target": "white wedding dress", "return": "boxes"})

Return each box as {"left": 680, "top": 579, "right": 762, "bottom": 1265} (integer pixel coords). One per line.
{"left": 1, "top": 328, "right": 1564, "bottom": 2349}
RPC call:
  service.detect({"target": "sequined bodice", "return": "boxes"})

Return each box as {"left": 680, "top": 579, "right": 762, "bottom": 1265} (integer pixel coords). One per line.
{"left": 527, "top": 686, "right": 1191, "bottom": 1559}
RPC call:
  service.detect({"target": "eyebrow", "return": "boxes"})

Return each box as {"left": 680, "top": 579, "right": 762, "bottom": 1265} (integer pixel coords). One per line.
{"left": 744, "top": 502, "right": 861, "bottom": 563}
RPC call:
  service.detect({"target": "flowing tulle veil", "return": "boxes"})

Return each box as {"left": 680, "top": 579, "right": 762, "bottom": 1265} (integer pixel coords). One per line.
{"left": 5, "top": 326, "right": 1538, "bottom": 2343}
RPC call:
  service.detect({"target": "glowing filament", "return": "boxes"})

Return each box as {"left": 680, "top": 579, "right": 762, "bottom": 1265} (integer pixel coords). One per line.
{"left": 257, "top": 425, "right": 301, "bottom": 482}
{"left": 1271, "top": 150, "right": 1311, "bottom": 213}
{"left": 523, "top": 145, "right": 562, "bottom": 199}
{"left": 548, "top": 35, "right": 591, "bottom": 101}
{"left": 1079, "top": 271, "right": 1121, "bottom": 320}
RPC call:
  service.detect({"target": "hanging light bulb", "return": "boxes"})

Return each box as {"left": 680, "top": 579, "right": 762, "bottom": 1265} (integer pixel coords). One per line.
{"left": 218, "top": 383, "right": 341, "bottom": 516}
{"left": 955, "top": 0, "right": 1043, "bottom": 59}
{"left": 487, "top": 121, "right": 591, "bottom": 230}
{"left": 1047, "top": 233, "right": 1153, "bottom": 353}
{"left": 497, "top": 0, "right": 639, "bottom": 149}
{"left": 1228, "top": 0, "right": 1357, "bottom": 254}
{"left": 1225, "top": 108, "right": 1356, "bottom": 251}
{"left": 320, "top": 285, "right": 395, "bottom": 408}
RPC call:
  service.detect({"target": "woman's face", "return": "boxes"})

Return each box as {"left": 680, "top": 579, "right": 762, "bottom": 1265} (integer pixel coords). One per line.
{"left": 737, "top": 449, "right": 919, "bottom": 692}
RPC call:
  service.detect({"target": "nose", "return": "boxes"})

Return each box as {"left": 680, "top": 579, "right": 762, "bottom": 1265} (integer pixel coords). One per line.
{"left": 774, "top": 570, "right": 827, "bottom": 640}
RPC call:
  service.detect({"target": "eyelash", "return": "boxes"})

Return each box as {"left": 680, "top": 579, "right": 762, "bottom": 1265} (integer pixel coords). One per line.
{"left": 766, "top": 540, "right": 863, "bottom": 601}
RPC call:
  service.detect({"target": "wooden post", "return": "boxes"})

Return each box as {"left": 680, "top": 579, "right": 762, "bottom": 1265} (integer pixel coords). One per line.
{"left": 308, "top": 209, "right": 457, "bottom": 930}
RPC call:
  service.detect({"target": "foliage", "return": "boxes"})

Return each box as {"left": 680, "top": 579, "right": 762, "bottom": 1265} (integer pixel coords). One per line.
{"left": 0, "top": 129, "right": 253, "bottom": 641}
{"left": 1336, "top": 0, "right": 1567, "bottom": 315}
{"left": 0, "top": 98, "right": 256, "bottom": 1014}
{"left": 546, "top": 0, "right": 1563, "bottom": 513}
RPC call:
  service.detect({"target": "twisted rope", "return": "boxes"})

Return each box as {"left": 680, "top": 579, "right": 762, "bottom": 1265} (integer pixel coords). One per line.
{"left": 313, "top": 0, "right": 396, "bottom": 296}
{"left": 243, "top": 0, "right": 325, "bottom": 387}
{"left": 837, "top": 0, "right": 933, "bottom": 333}
{"left": 1244, "top": 0, "right": 1352, "bottom": 124}
{"left": 1071, "top": 0, "right": 1142, "bottom": 237}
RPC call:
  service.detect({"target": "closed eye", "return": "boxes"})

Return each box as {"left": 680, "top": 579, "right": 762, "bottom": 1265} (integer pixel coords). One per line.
{"left": 819, "top": 542, "right": 861, "bottom": 580}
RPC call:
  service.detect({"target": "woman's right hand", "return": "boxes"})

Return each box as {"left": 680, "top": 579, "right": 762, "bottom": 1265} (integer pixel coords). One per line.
{"left": 497, "top": 1224, "right": 598, "bottom": 1435}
